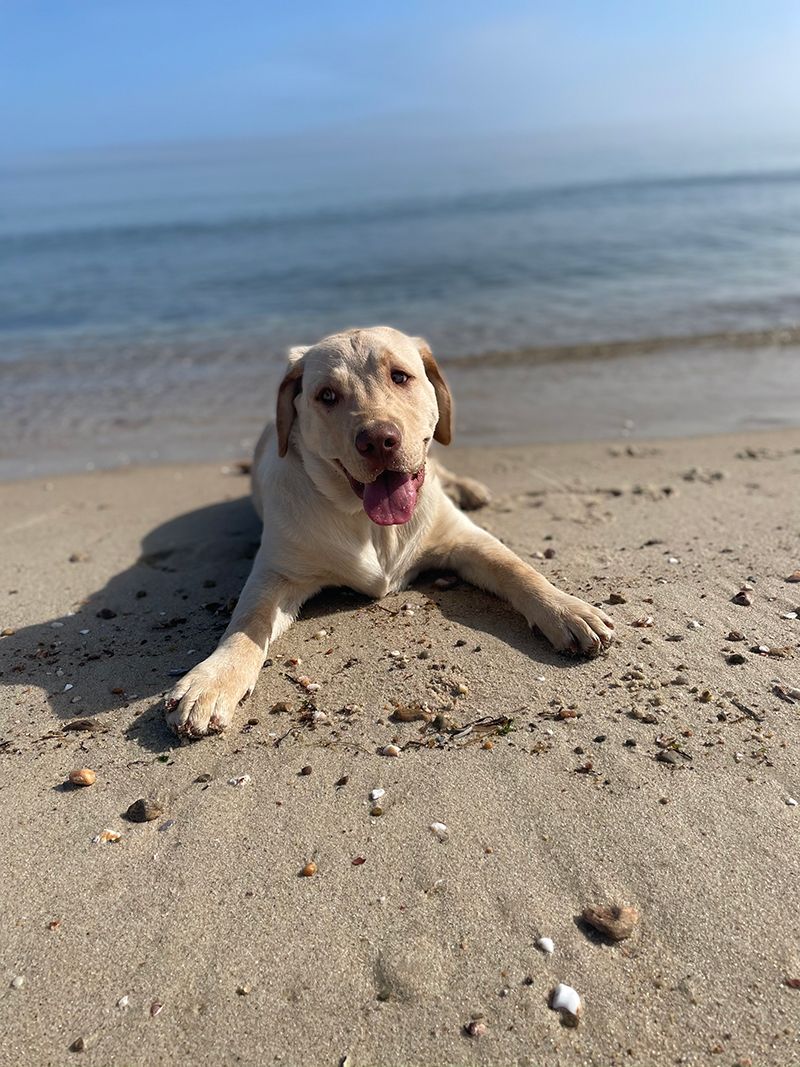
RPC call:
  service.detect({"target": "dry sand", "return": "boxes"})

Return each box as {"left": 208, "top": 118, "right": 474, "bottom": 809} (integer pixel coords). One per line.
{"left": 1, "top": 430, "right": 799, "bottom": 1066}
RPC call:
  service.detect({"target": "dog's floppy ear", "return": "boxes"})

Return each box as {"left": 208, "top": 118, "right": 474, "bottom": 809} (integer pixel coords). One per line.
{"left": 414, "top": 338, "right": 452, "bottom": 445}
{"left": 276, "top": 346, "right": 308, "bottom": 458}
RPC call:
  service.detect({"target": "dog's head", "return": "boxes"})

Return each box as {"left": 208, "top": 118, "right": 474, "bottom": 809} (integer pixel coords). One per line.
{"left": 275, "top": 326, "right": 452, "bottom": 526}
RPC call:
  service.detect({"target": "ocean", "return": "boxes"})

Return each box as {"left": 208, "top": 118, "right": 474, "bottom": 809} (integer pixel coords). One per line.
{"left": 3, "top": 143, "right": 800, "bottom": 477}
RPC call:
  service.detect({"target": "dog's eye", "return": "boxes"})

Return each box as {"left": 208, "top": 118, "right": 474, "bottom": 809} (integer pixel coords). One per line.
{"left": 318, "top": 388, "right": 337, "bottom": 406}
{"left": 391, "top": 370, "right": 409, "bottom": 385}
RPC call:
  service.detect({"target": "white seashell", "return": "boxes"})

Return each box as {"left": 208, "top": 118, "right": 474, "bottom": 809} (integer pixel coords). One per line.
{"left": 63, "top": 683, "right": 73, "bottom": 692}
{"left": 306, "top": 682, "right": 322, "bottom": 693}
{"left": 10, "top": 975, "right": 25, "bottom": 989}
{"left": 381, "top": 744, "right": 401, "bottom": 757}
{"left": 687, "top": 620, "right": 701, "bottom": 630}
{"left": 535, "top": 675, "right": 546, "bottom": 682}
{"left": 312, "top": 629, "right": 328, "bottom": 639}
{"left": 668, "top": 557, "right": 679, "bottom": 564}
{"left": 388, "top": 650, "right": 404, "bottom": 659}
{"left": 551, "top": 982, "right": 582, "bottom": 1019}
{"left": 228, "top": 774, "right": 251, "bottom": 787}
{"left": 79, "top": 629, "right": 90, "bottom": 635}
{"left": 536, "top": 936, "right": 555, "bottom": 954}
{"left": 369, "top": 788, "right": 385, "bottom": 801}
{"left": 429, "top": 821, "right": 448, "bottom": 841}
{"left": 782, "top": 612, "right": 798, "bottom": 620}
{"left": 117, "top": 995, "right": 130, "bottom": 1008}
{"left": 787, "top": 797, "right": 798, "bottom": 807}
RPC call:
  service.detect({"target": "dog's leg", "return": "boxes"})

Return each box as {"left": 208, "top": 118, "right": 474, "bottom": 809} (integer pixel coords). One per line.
{"left": 427, "top": 512, "right": 614, "bottom": 656}
{"left": 165, "top": 552, "right": 318, "bottom": 738}
{"left": 436, "top": 464, "right": 491, "bottom": 511}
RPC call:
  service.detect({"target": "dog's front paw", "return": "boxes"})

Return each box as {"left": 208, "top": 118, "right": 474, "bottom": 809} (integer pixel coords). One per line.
{"left": 165, "top": 654, "right": 253, "bottom": 738}
{"left": 534, "top": 594, "right": 614, "bottom": 657}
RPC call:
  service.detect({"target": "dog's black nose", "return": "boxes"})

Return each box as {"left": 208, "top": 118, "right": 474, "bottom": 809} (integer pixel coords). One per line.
{"left": 355, "top": 422, "right": 401, "bottom": 457}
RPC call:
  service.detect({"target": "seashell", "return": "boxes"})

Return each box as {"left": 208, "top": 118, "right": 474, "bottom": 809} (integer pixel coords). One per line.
{"left": 732, "top": 590, "right": 752, "bottom": 606}
{"left": 228, "top": 774, "right": 251, "bottom": 787}
{"left": 550, "top": 983, "right": 582, "bottom": 1024}
{"left": 369, "top": 788, "right": 385, "bottom": 801}
{"left": 381, "top": 744, "right": 401, "bottom": 757}
{"left": 536, "top": 936, "right": 555, "bottom": 954}
{"left": 454, "top": 682, "right": 469, "bottom": 695}
{"left": 10, "top": 975, "right": 25, "bottom": 989}
{"left": 312, "top": 629, "right": 328, "bottom": 639}
{"left": 582, "top": 903, "right": 639, "bottom": 941}
{"left": 465, "top": 1018, "right": 487, "bottom": 1038}
{"left": 429, "top": 821, "right": 448, "bottom": 841}
{"left": 68, "top": 768, "right": 96, "bottom": 787}
{"left": 787, "top": 797, "right": 798, "bottom": 807}
{"left": 92, "top": 828, "right": 122, "bottom": 844}
{"left": 631, "top": 616, "right": 654, "bottom": 628}
{"left": 117, "top": 995, "right": 129, "bottom": 1008}
{"left": 687, "top": 619, "right": 701, "bottom": 630}
{"left": 785, "top": 571, "right": 800, "bottom": 583}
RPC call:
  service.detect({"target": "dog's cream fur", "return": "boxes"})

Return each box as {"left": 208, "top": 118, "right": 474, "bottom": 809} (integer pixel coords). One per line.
{"left": 166, "top": 326, "right": 614, "bottom": 737}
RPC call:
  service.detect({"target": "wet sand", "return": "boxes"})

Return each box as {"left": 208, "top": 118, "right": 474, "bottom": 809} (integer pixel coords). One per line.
{"left": 1, "top": 429, "right": 799, "bottom": 1065}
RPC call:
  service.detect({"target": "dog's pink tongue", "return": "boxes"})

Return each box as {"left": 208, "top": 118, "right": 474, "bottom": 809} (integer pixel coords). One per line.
{"left": 363, "top": 471, "right": 418, "bottom": 525}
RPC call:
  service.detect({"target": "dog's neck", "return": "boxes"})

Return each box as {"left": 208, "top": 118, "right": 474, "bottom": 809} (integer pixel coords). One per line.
{"left": 295, "top": 438, "right": 364, "bottom": 516}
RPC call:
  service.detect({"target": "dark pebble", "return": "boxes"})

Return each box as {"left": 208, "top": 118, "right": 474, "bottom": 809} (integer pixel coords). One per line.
{"left": 125, "top": 798, "right": 165, "bottom": 822}
{"left": 299, "top": 765, "right": 312, "bottom": 776}
{"left": 727, "top": 653, "right": 747, "bottom": 665}
{"left": 623, "top": 739, "right": 637, "bottom": 748}
{"left": 96, "top": 608, "right": 117, "bottom": 619}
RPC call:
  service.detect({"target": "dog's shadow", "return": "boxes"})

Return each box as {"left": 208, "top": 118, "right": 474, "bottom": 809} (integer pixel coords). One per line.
{"left": 1, "top": 496, "right": 579, "bottom": 753}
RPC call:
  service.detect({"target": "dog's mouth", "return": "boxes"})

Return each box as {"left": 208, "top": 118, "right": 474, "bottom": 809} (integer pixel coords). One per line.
{"left": 335, "top": 462, "right": 426, "bottom": 526}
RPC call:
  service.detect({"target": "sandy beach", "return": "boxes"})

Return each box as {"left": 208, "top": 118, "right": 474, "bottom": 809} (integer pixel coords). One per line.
{"left": 1, "top": 428, "right": 799, "bottom": 1066}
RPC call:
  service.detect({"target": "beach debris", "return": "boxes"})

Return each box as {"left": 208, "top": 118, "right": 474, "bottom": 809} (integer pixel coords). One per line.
{"left": 582, "top": 903, "right": 639, "bottom": 941}
{"left": 785, "top": 571, "right": 800, "bottom": 583}
{"left": 335, "top": 775, "right": 349, "bottom": 787}
{"left": 429, "top": 821, "right": 449, "bottom": 842}
{"left": 299, "top": 765, "right": 312, "bottom": 776}
{"left": 10, "top": 975, "right": 25, "bottom": 989}
{"left": 727, "top": 630, "right": 745, "bottom": 642}
{"left": 117, "top": 995, "right": 129, "bottom": 1008}
{"left": 454, "top": 681, "right": 470, "bottom": 695}
{"left": 70, "top": 1035, "right": 92, "bottom": 1052}
{"left": 536, "top": 937, "right": 555, "bottom": 955}
{"left": 390, "top": 702, "right": 433, "bottom": 723}
{"left": 228, "top": 774, "right": 251, "bottom": 787}
{"left": 631, "top": 616, "right": 654, "bottom": 628}
{"left": 63, "top": 683, "right": 74, "bottom": 692}
{"left": 607, "top": 592, "right": 627, "bottom": 605}
{"left": 381, "top": 744, "right": 401, "bottom": 758}
{"left": 300, "top": 861, "right": 317, "bottom": 877}
{"left": 236, "top": 984, "right": 251, "bottom": 996}
{"left": 96, "top": 607, "right": 117, "bottom": 619}
{"left": 732, "top": 589, "right": 753, "bottom": 606}
{"left": 550, "top": 983, "right": 582, "bottom": 1025}
{"left": 63, "top": 719, "right": 97, "bottom": 732}
{"left": 727, "top": 653, "right": 747, "bottom": 665}
{"left": 753, "top": 645, "right": 793, "bottom": 659}
{"left": 125, "top": 798, "right": 165, "bottom": 823}
{"left": 68, "top": 768, "right": 96, "bottom": 787}
{"left": 150, "top": 1000, "right": 163, "bottom": 1017}
{"left": 311, "top": 629, "right": 328, "bottom": 639}
{"left": 464, "top": 1015, "right": 488, "bottom": 1038}
{"left": 369, "top": 788, "right": 385, "bottom": 801}
{"left": 92, "top": 828, "right": 122, "bottom": 844}
{"left": 352, "top": 856, "right": 366, "bottom": 866}
{"left": 784, "top": 977, "right": 800, "bottom": 988}
{"left": 195, "top": 773, "right": 213, "bottom": 783}
{"left": 370, "top": 806, "right": 384, "bottom": 817}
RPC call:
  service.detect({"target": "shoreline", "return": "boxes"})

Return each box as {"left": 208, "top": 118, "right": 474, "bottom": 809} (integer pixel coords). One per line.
{"left": 2, "top": 428, "right": 800, "bottom": 1065}
{"left": 3, "top": 334, "right": 800, "bottom": 482}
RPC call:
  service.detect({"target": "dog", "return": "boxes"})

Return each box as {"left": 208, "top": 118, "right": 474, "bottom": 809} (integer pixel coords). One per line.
{"left": 165, "top": 326, "right": 614, "bottom": 737}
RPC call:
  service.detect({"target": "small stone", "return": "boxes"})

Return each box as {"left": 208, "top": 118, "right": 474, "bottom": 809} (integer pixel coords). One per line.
{"left": 582, "top": 903, "right": 639, "bottom": 941}
{"left": 727, "top": 630, "right": 745, "bottom": 642}
{"left": 236, "top": 984, "right": 251, "bottom": 996}
{"left": 787, "top": 797, "right": 798, "bottom": 807}
{"left": 125, "top": 798, "right": 165, "bottom": 823}
{"left": 550, "top": 983, "right": 582, "bottom": 1025}
{"left": 10, "top": 975, "right": 25, "bottom": 989}
{"left": 96, "top": 608, "right": 117, "bottom": 619}
{"left": 687, "top": 619, "right": 701, "bottom": 630}
{"left": 381, "top": 744, "right": 401, "bottom": 758}
{"left": 150, "top": 1000, "right": 163, "bottom": 1017}
{"left": 68, "top": 768, "right": 96, "bottom": 787}
{"left": 536, "top": 937, "right": 555, "bottom": 954}
{"left": 454, "top": 682, "right": 469, "bottom": 695}
{"left": 228, "top": 774, "right": 251, "bottom": 786}
{"left": 481, "top": 740, "right": 494, "bottom": 750}
{"left": 544, "top": 547, "right": 556, "bottom": 559}
{"left": 335, "top": 775, "right": 349, "bottom": 787}
{"left": 1, "top": 627, "right": 16, "bottom": 637}
{"left": 195, "top": 773, "right": 213, "bottom": 783}
{"left": 300, "top": 861, "right": 317, "bottom": 877}
{"left": 299, "top": 765, "right": 312, "bottom": 776}
{"left": 69, "top": 552, "right": 90, "bottom": 563}
{"left": 465, "top": 1017, "right": 487, "bottom": 1038}
{"left": 369, "top": 788, "right": 385, "bottom": 801}
{"left": 656, "top": 750, "right": 679, "bottom": 765}
{"left": 785, "top": 571, "right": 800, "bottom": 583}
{"left": 727, "top": 653, "right": 747, "bottom": 665}
{"left": 370, "top": 806, "right": 384, "bottom": 817}
{"left": 429, "top": 821, "right": 449, "bottom": 841}
{"left": 70, "top": 1036, "right": 89, "bottom": 1052}
{"left": 608, "top": 592, "right": 627, "bottom": 605}
{"left": 433, "top": 575, "right": 458, "bottom": 589}
{"left": 732, "top": 590, "right": 753, "bottom": 606}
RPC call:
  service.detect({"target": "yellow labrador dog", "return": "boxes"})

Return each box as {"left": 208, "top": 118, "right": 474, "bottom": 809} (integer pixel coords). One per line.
{"left": 166, "top": 326, "right": 614, "bottom": 737}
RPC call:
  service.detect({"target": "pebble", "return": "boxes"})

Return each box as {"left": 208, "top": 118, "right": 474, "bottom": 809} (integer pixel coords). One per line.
{"left": 312, "top": 629, "right": 328, "bottom": 639}
{"left": 631, "top": 616, "right": 654, "bottom": 628}
{"left": 550, "top": 983, "right": 582, "bottom": 1025}
{"left": 125, "top": 798, "right": 165, "bottom": 823}
{"left": 727, "top": 653, "right": 747, "bottom": 665}
{"left": 732, "top": 590, "right": 753, "bottom": 606}
{"left": 381, "top": 744, "right": 401, "bottom": 758}
{"left": 10, "top": 975, "right": 25, "bottom": 989}
{"left": 608, "top": 593, "right": 627, "bottom": 604}
{"left": 96, "top": 608, "right": 117, "bottom": 619}
{"left": 465, "top": 1017, "right": 487, "bottom": 1038}
{"left": 582, "top": 903, "right": 639, "bottom": 941}
{"left": 369, "top": 788, "right": 385, "bottom": 801}
{"left": 536, "top": 937, "right": 555, "bottom": 954}
{"left": 300, "top": 861, "right": 317, "bottom": 877}
{"left": 687, "top": 619, "right": 702, "bottom": 630}
{"left": 430, "top": 821, "right": 449, "bottom": 841}
{"left": 787, "top": 798, "right": 798, "bottom": 807}
{"left": 68, "top": 768, "right": 96, "bottom": 787}
{"left": 785, "top": 571, "right": 800, "bottom": 583}
{"left": 63, "top": 683, "right": 74, "bottom": 692}
{"left": 454, "top": 682, "right": 469, "bottom": 695}
{"left": 433, "top": 576, "right": 458, "bottom": 589}
{"left": 299, "top": 765, "right": 312, "bottom": 776}
{"left": 117, "top": 995, "right": 130, "bottom": 1008}
{"left": 228, "top": 775, "right": 251, "bottom": 787}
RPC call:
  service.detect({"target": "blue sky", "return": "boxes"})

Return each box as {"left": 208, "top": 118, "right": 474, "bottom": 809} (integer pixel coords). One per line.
{"left": 3, "top": 1, "right": 800, "bottom": 163}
